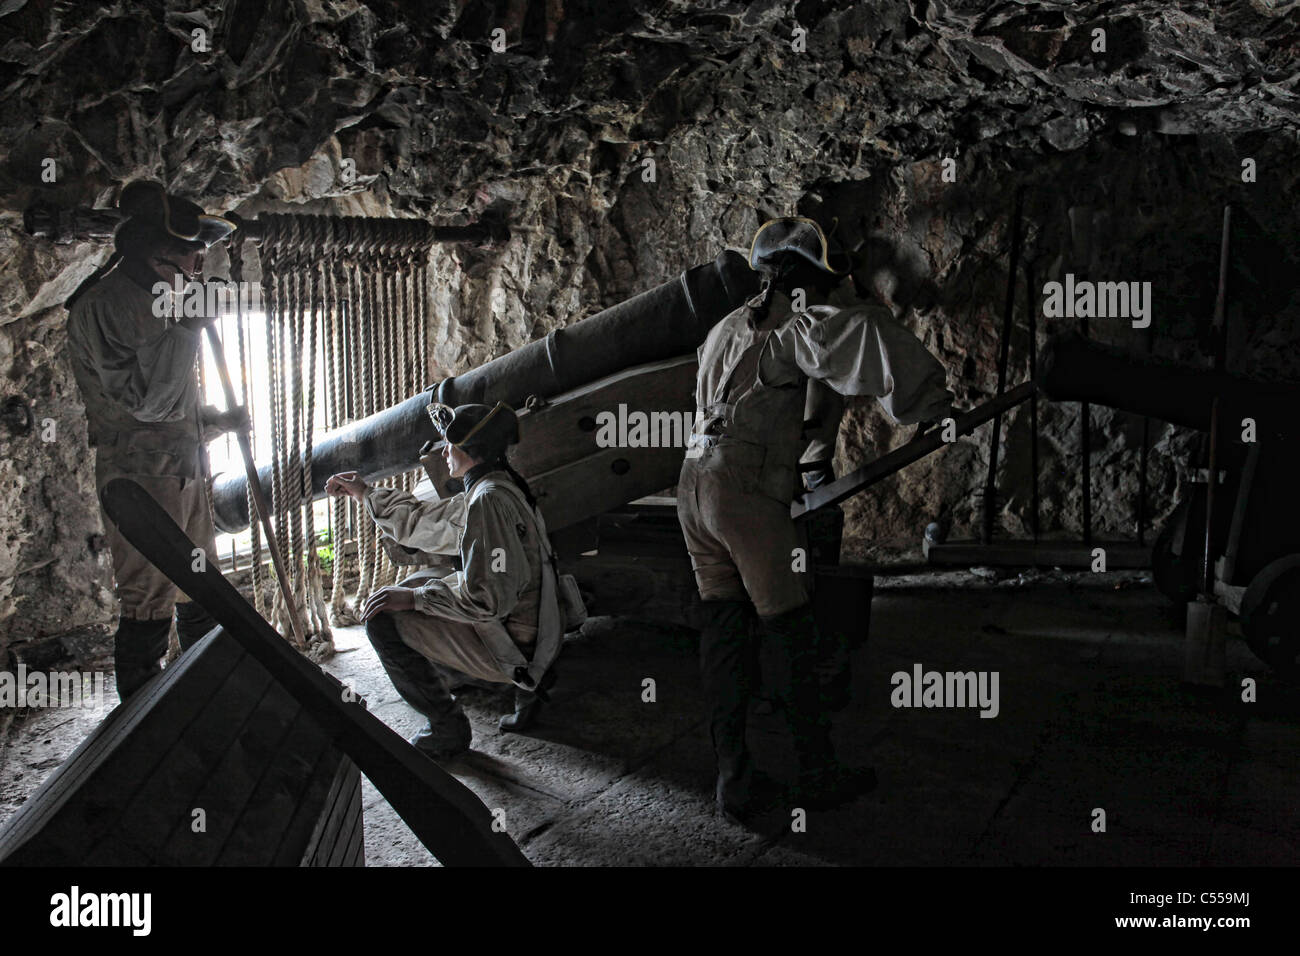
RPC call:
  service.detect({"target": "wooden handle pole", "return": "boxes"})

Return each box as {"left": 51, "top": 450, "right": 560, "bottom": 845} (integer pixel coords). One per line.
{"left": 203, "top": 323, "right": 309, "bottom": 647}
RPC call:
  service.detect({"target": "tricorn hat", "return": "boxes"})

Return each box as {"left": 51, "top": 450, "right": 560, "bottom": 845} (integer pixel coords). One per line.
{"left": 427, "top": 401, "right": 520, "bottom": 459}
{"left": 749, "top": 217, "right": 851, "bottom": 275}
{"left": 117, "top": 180, "right": 236, "bottom": 248}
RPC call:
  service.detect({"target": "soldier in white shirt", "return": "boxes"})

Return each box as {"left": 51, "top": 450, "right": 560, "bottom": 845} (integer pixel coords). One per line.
{"left": 679, "top": 218, "right": 954, "bottom": 823}
{"left": 326, "top": 402, "right": 562, "bottom": 761}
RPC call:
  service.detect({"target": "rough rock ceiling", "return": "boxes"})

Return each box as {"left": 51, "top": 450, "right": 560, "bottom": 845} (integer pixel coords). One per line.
{"left": 1, "top": 0, "right": 1296, "bottom": 228}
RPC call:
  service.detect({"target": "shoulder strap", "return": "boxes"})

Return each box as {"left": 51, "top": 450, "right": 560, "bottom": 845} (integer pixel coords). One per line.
{"left": 469, "top": 478, "right": 563, "bottom": 689}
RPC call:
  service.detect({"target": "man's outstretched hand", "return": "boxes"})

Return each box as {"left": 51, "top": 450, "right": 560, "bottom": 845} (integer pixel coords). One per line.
{"left": 325, "top": 471, "right": 369, "bottom": 502}
{"left": 200, "top": 404, "right": 251, "bottom": 441}
{"left": 360, "top": 585, "right": 416, "bottom": 621}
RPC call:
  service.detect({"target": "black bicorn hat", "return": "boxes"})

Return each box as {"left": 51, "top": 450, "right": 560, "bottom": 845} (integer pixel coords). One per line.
{"left": 749, "top": 216, "right": 851, "bottom": 276}
{"left": 427, "top": 401, "right": 520, "bottom": 458}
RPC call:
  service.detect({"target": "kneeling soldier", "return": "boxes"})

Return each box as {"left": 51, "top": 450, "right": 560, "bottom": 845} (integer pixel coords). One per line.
{"left": 326, "top": 402, "right": 562, "bottom": 761}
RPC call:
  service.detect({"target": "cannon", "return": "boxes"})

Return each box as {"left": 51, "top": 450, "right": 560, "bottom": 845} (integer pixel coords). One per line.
{"left": 1039, "top": 332, "right": 1300, "bottom": 437}
{"left": 211, "top": 249, "right": 759, "bottom": 533}
{"left": 1040, "top": 332, "right": 1300, "bottom": 678}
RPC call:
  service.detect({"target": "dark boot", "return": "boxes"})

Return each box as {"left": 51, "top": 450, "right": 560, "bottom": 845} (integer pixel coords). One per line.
{"left": 113, "top": 616, "right": 173, "bottom": 702}
{"left": 408, "top": 711, "right": 472, "bottom": 760}
{"left": 814, "top": 625, "right": 852, "bottom": 713}
{"left": 699, "top": 599, "right": 761, "bottom": 820}
{"left": 760, "top": 603, "right": 877, "bottom": 811}
{"left": 175, "top": 601, "right": 220, "bottom": 650}
{"left": 498, "top": 666, "right": 557, "bottom": 734}
{"left": 365, "top": 612, "right": 470, "bottom": 760}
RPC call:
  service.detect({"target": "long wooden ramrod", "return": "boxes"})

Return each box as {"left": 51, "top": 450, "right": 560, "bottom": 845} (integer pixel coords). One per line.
{"left": 202, "top": 322, "right": 309, "bottom": 648}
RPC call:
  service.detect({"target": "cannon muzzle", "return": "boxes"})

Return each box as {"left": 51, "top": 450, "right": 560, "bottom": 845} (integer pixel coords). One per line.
{"left": 1038, "top": 332, "right": 1300, "bottom": 436}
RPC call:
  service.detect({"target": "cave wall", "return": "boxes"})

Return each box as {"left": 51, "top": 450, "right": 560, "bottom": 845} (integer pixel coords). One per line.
{"left": 1, "top": 0, "right": 1296, "bottom": 655}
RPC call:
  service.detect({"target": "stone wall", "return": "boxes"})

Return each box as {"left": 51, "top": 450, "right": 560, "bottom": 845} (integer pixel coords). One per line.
{"left": 1, "top": 0, "right": 1296, "bottom": 656}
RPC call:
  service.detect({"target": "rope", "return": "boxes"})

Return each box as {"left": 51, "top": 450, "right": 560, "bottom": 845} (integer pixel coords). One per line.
{"left": 249, "top": 212, "right": 437, "bottom": 641}
{"left": 231, "top": 240, "right": 266, "bottom": 617}
{"left": 302, "top": 255, "right": 333, "bottom": 650}
{"left": 353, "top": 259, "right": 378, "bottom": 603}
{"left": 328, "top": 258, "right": 357, "bottom": 624}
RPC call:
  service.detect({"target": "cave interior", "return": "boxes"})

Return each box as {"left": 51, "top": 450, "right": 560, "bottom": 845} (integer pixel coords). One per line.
{"left": 0, "top": 0, "right": 1298, "bottom": 869}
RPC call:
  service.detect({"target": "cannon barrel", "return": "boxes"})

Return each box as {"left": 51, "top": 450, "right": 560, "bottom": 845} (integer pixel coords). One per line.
{"left": 1038, "top": 332, "right": 1300, "bottom": 435}
{"left": 212, "top": 249, "right": 758, "bottom": 532}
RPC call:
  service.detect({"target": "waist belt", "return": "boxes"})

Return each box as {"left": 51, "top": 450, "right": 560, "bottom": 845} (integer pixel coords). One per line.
{"left": 93, "top": 423, "right": 198, "bottom": 450}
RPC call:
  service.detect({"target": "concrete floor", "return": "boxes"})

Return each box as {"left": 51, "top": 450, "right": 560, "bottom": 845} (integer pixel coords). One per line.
{"left": 3, "top": 570, "right": 1298, "bottom": 865}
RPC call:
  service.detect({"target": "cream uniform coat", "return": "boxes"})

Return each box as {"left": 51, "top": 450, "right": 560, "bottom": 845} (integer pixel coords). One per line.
{"left": 365, "top": 471, "right": 560, "bottom": 687}
{"left": 66, "top": 264, "right": 218, "bottom": 620}
{"left": 677, "top": 289, "right": 953, "bottom": 615}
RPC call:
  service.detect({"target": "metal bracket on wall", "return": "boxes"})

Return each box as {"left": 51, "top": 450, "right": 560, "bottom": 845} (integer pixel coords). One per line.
{"left": 1, "top": 396, "right": 33, "bottom": 436}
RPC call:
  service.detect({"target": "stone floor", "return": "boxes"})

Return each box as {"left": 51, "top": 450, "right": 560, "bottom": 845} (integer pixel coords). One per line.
{"left": 3, "top": 569, "right": 1297, "bottom": 866}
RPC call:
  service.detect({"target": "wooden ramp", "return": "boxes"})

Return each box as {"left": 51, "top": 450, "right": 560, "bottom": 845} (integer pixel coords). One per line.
{"left": 0, "top": 628, "right": 363, "bottom": 867}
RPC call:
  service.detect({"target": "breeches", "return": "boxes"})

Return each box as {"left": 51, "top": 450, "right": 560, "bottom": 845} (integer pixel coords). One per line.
{"left": 389, "top": 572, "right": 515, "bottom": 686}
{"left": 677, "top": 452, "right": 809, "bottom": 618}
{"left": 96, "top": 466, "right": 218, "bottom": 621}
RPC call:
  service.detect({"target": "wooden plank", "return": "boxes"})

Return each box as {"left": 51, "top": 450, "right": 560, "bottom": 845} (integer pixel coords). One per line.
{"left": 0, "top": 631, "right": 245, "bottom": 866}
{"left": 0, "top": 631, "right": 241, "bottom": 852}
{"left": 3, "top": 628, "right": 365, "bottom": 868}
{"left": 94, "top": 652, "right": 276, "bottom": 865}
{"left": 292, "top": 747, "right": 354, "bottom": 867}
{"left": 192, "top": 677, "right": 303, "bottom": 866}
{"left": 794, "top": 382, "right": 1036, "bottom": 519}
{"left": 530, "top": 445, "right": 685, "bottom": 531}
{"left": 514, "top": 355, "right": 697, "bottom": 475}
{"left": 341, "top": 795, "right": 366, "bottom": 867}
{"left": 274, "top": 742, "right": 347, "bottom": 866}
{"left": 213, "top": 702, "right": 337, "bottom": 865}
{"left": 100, "top": 477, "right": 531, "bottom": 865}
{"left": 303, "top": 754, "right": 355, "bottom": 867}
{"left": 325, "top": 771, "right": 364, "bottom": 868}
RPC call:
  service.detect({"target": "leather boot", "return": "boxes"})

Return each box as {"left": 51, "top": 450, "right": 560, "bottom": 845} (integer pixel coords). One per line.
{"left": 175, "top": 601, "right": 220, "bottom": 650}
{"left": 498, "top": 666, "right": 558, "bottom": 733}
{"left": 365, "top": 612, "right": 471, "bottom": 761}
{"left": 113, "top": 616, "right": 173, "bottom": 701}
{"left": 408, "top": 708, "right": 472, "bottom": 761}
{"left": 760, "top": 603, "right": 877, "bottom": 811}
{"left": 699, "top": 598, "right": 763, "bottom": 820}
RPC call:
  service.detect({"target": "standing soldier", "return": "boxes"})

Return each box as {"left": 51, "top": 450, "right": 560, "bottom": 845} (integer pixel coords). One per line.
{"left": 66, "top": 181, "right": 244, "bottom": 701}
{"left": 679, "top": 217, "right": 955, "bottom": 824}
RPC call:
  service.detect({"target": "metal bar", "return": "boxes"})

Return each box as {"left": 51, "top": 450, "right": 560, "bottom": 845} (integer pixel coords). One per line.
{"left": 981, "top": 187, "right": 1024, "bottom": 545}
{"left": 795, "top": 382, "right": 1036, "bottom": 520}
{"left": 1026, "top": 258, "right": 1039, "bottom": 542}
{"left": 1213, "top": 205, "right": 1232, "bottom": 374}
{"left": 1137, "top": 321, "right": 1154, "bottom": 545}
{"left": 1202, "top": 205, "right": 1233, "bottom": 596}
{"left": 1203, "top": 397, "right": 1221, "bottom": 595}
{"left": 22, "top": 203, "right": 507, "bottom": 246}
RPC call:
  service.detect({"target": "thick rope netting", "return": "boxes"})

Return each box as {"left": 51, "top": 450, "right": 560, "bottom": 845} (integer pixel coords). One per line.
{"left": 228, "top": 215, "right": 433, "bottom": 649}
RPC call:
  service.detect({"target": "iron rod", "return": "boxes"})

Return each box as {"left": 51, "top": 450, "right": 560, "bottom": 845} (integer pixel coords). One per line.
{"left": 982, "top": 187, "right": 1024, "bottom": 545}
